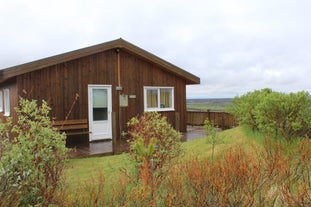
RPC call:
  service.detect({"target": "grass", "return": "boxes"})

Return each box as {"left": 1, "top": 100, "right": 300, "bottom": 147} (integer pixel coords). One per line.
{"left": 241, "top": 126, "right": 266, "bottom": 145}
{"left": 65, "top": 153, "right": 131, "bottom": 190}
{"left": 65, "top": 126, "right": 262, "bottom": 187}
{"left": 62, "top": 127, "right": 311, "bottom": 206}
{"left": 182, "top": 127, "right": 251, "bottom": 159}
{"left": 62, "top": 125, "right": 268, "bottom": 205}
{"left": 187, "top": 100, "right": 232, "bottom": 111}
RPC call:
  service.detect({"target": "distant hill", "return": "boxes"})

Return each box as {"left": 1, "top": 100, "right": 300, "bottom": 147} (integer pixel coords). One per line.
{"left": 187, "top": 98, "right": 232, "bottom": 103}
{"left": 186, "top": 98, "right": 233, "bottom": 111}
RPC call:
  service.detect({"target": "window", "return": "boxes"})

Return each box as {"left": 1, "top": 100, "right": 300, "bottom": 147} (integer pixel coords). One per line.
{"left": 144, "top": 87, "right": 174, "bottom": 111}
{"left": 3, "top": 89, "right": 10, "bottom": 116}
{"left": 92, "top": 88, "right": 108, "bottom": 121}
{"left": 0, "top": 90, "right": 3, "bottom": 112}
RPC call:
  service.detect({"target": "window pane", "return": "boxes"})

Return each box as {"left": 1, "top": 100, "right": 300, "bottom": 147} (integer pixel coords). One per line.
{"left": 93, "top": 108, "right": 107, "bottom": 121}
{"left": 4, "top": 89, "right": 10, "bottom": 116}
{"left": 160, "top": 88, "right": 172, "bottom": 108}
{"left": 0, "top": 91, "right": 3, "bottom": 112}
{"left": 93, "top": 89, "right": 107, "bottom": 108}
{"left": 92, "top": 89, "right": 108, "bottom": 121}
{"left": 147, "top": 89, "right": 158, "bottom": 108}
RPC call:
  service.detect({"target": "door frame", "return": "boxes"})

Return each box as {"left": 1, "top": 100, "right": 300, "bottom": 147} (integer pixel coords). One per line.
{"left": 88, "top": 84, "right": 112, "bottom": 142}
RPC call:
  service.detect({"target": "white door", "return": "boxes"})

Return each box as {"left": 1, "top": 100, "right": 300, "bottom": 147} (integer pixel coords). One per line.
{"left": 88, "top": 85, "right": 112, "bottom": 141}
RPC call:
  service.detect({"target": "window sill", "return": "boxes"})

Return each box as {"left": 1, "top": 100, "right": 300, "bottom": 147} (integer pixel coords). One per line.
{"left": 144, "top": 108, "right": 175, "bottom": 112}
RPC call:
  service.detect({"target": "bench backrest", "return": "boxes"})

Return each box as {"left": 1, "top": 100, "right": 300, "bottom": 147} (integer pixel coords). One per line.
{"left": 52, "top": 119, "right": 88, "bottom": 131}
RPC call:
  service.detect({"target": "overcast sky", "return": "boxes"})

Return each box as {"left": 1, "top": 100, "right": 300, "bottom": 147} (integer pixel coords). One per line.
{"left": 1, "top": 0, "right": 310, "bottom": 98}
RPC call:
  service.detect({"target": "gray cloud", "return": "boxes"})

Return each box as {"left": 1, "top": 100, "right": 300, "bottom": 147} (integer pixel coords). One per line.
{"left": 0, "top": 0, "right": 310, "bottom": 98}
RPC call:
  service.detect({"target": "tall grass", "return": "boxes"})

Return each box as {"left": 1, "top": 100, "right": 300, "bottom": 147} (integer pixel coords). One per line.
{"left": 241, "top": 125, "right": 266, "bottom": 145}
{"left": 58, "top": 127, "right": 310, "bottom": 206}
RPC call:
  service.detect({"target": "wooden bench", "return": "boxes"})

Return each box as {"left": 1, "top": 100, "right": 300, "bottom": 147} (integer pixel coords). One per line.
{"left": 52, "top": 119, "right": 89, "bottom": 136}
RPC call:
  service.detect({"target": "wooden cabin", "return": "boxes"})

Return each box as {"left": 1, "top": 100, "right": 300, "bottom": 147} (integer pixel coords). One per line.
{"left": 0, "top": 38, "right": 200, "bottom": 142}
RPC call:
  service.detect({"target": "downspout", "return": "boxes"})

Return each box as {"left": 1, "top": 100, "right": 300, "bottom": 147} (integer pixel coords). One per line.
{"left": 117, "top": 48, "right": 121, "bottom": 86}
{"left": 116, "top": 49, "right": 122, "bottom": 141}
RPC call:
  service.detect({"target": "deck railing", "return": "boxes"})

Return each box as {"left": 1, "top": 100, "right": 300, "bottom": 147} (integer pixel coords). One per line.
{"left": 186, "top": 110, "right": 238, "bottom": 129}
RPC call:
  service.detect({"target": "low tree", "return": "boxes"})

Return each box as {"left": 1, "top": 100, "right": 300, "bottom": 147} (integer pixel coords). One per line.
{"left": 203, "top": 118, "right": 223, "bottom": 161}
{"left": 254, "top": 91, "right": 311, "bottom": 140}
{"left": 228, "top": 88, "right": 272, "bottom": 131}
{"left": 0, "top": 98, "right": 68, "bottom": 206}
{"left": 127, "top": 112, "right": 183, "bottom": 190}
{"left": 229, "top": 89, "right": 311, "bottom": 141}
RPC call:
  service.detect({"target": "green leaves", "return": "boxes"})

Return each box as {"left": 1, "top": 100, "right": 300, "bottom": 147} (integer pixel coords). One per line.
{"left": 204, "top": 119, "right": 223, "bottom": 160}
{"left": 131, "top": 137, "right": 157, "bottom": 158}
{"left": 127, "top": 112, "right": 183, "bottom": 185}
{"left": 127, "top": 112, "right": 182, "bottom": 168}
{"left": 0, "top": 98, "right": 68, "bottom": 206}
{"left": 229, "top": 89, "right": 311, "bottom": 141}
{"left": 228, "top": 88, "right": 272, "bottom": 131}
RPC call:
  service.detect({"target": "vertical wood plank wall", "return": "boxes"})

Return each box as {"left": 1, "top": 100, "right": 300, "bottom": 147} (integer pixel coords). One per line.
{"left": 13, "top": 49, "right": 188, "bottom": 139}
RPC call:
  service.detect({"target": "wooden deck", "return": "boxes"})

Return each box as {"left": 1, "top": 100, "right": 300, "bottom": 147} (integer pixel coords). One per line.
{"left": 67, "top": 126, "right": 206, "bottom": 158}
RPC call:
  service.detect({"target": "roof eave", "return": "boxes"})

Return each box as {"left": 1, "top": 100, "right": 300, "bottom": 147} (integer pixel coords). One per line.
{"left": 117, "top": 39, "right": 200, "bottom": 85}
{"left": 0, "top": 39, "right": 123, "bottom": 83}
{"left": 0, "top": 38, "right": 201, "bottom": 85}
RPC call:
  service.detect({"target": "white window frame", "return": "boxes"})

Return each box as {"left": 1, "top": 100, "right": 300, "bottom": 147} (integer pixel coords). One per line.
{"left": 3, "top": 89, "right": 10, "bottom": 116}
{"left": 0, "top": 90, "right": 3, "bottom": 112}
{"left": 144, "top": 86, "right": 174, "bottom": 112}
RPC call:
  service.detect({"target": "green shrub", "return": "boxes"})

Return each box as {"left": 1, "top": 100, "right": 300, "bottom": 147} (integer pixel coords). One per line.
{"left": 203, "top": 118, "right": 223, "bottom": 160}
{"left": 229, "top": 89, "right": 311, "bottom": 141}
{"left": 126, "top": 112, "right": 183, "bottom": 202}
{"left": 255, "top": 91, "right": 311, "bottom": 140}
{"left": 0, "top": 98, "right": 68, "bottom": 206}
{"left": 228, "top": 88, "right": 272, "bottom": 131}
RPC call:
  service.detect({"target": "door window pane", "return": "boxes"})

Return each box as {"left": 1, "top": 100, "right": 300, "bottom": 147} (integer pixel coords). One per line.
{"left": 93, "top": 89, "right": 107, "bottom": 108}
{"left": 93, "top": 108, "right": 107, "bottom": 121}
{"left": 93, "top": 89, "right": 107, "bottom": 121}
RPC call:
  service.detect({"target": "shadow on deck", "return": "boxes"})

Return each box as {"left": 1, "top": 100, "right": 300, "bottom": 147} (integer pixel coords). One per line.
{"left": 67, "top": 126, "right": 206, "bottom": 158}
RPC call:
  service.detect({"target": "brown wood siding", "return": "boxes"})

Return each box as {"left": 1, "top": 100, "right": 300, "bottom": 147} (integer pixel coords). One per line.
{"left": 17, "top": 50, "right": 117, "bottom": 120}
{"left": 0, "top": 39, "right": 200, "bottom": 85}
{"left": 119, "top": 50, "right": 187, "bottom": 132}
{"left": 14, "top": 48, "right": 188, "bottom": 139}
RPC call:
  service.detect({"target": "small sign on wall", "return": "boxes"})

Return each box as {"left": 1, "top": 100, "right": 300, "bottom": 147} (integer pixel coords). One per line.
{"left": 119, "top": 94, "right": 128, "bottom": 107}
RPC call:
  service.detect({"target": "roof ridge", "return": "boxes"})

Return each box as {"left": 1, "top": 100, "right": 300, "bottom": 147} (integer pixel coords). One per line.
{"left": 0, "top": 39, "right": 200, "bottom": 84}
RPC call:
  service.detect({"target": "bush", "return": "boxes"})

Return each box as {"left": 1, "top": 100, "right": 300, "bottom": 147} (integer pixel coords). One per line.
{"left": 126, "top": 112, "right": 183, "bottom": 201}
{"left": 229, "top": 89, "right": 311, "bottom": 141}
{"left": 255, "top": 91, "right": 311, "bottom": 140}
{"left": 160, "top": 138, "right": 311, "bottom": 206}
{"left": 0, "top": 98, "right": 68, "bottom": 206}
{"left": 203, "top": 118, "right": 223, "bottom": 160}
{"left": 228, "top": 88, "right": 272, "bottom": 131}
